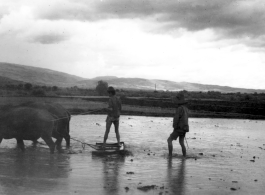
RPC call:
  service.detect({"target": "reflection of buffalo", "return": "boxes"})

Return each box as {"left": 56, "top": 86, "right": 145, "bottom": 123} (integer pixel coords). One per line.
{"left": 0, "top": 149, "right": 71, "bottom": 194}
{"left": 20, "top": 102, "right": 71, "bottom": 148}
{"left": 0, "top": 107, "right": 56, "bottom": 153}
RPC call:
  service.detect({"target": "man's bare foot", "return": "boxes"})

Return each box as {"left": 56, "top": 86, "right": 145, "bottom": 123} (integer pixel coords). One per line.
{"left": 102, "top": 143, "right": 106, "bottom": 150}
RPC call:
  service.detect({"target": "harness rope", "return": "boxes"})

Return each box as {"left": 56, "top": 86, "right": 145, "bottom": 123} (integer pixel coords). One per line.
{"left": 68, "top": 137, "right": 99, "bottom": 150}
{"left": 51, "top": 108, "right": 105, "bottom": 121}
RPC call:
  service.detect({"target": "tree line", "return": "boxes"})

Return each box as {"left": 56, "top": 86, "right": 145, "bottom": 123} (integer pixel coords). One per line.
{"left": 1, "top": 80, "right": 265, "bottom": 104}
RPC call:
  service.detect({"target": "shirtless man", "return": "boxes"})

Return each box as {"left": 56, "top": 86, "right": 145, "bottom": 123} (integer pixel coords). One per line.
{"left": 103, "top": 86, "right": 122, "bottom": 147}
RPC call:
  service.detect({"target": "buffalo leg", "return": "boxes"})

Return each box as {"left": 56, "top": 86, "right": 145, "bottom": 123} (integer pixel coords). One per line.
{"left": 32, "top": 139, "right": 38, "bottom": 144}
{"left": 41, "top": 134, "right": 55, "bottom": 154}
{"left": 55, "top": 137, "right": 63, "bottom": 152}
{"left": 63, "top": 122, "right": 70, "bottom": 148}
{"left": 0, "top": 137, "right": 2, "bottom": 144}
{"left": 16, "top": 139, "right": 25, "bottom": 152}
{"left": 31, "top": 139, "right": 38, "bottom": 146}
{"left": 64, "top": 134, "right": 71, "bottom": 148}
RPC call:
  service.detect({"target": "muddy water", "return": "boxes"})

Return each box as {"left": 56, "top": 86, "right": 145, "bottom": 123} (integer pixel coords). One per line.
{"left": 0, "top": 115, "right": 265, "bottom": 195}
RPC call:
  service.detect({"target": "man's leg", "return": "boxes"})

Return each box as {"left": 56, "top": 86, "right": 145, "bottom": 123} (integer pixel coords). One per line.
{"left": 179, "top": 135, "right": 186, "bottom": 157}
{"left": 103, "top": 120, "right": 112, "bottom": 148}
{"left": 167, "top": 136, "right": 173, "bottom": 157}
{"left": 113, "top": 121, "right": 120, "bottom": 145}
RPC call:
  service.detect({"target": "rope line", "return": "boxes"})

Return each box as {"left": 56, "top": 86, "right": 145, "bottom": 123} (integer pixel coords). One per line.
{"left": 69, "top": 137, "right": 100, "bottom": 150}
{"left": 51, "top": 108, "right": 105, "bottom": 121}
{"left": 35, "top": 137, "right": 98, "bottom": 150}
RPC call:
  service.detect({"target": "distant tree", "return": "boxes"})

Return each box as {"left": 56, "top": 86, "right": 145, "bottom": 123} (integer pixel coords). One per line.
{"left": 244, "top": 94, "right": 251, "bottom": 101}
{"left": 41, "top": 85, "right": 47, "bottom": 90}
{"left": 24, "top": 83, "right": 32, "bottom": 90}
{"left": 5, "top": 84, "right": 15, "bottom": 90}
{"left": 31, "top": 89, "right": 46, "bottom": 96}
{"left": 181, "top": 90, "right": 188, "bottom": 95}
{"left": 95, "top": 80, "right": 108, "bottom": 96}
{"left": 33, "top": 85, "right": 40, "bottom": 89}
{"left": 230, "top": 96, "right": 236, "bottom": 101}
{"left": 47, "top": 86, "right": 52, "bottom": 91}
{"left": 17, "top": 84, "right": 24, "bottom": 89}
{"left": 71, "top": 86, "right": 79, "bottom": 91}
{"left": 52, "top": 86, "right": 58, "bottom": 91}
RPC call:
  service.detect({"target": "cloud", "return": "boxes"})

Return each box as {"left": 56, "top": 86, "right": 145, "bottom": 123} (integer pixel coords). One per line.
{"left": 0, "top": 3, "right": 71, "bottom": 45}
{"left": 97, "top": 0, "right": 265, "bottom": 39}
{"left": 0, "top": 7, "right": 7, "bottom": 19}
{"left": 37, "top": 0, "right": 265, "bottom": 48}
{"left": 30, "top": 33, "right": 68, "bottom": 44}
{"left": 36, "top": 0, "right": 99, "bottom": 21}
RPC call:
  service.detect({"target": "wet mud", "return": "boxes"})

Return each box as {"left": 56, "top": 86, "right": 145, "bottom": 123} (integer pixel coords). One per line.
{"left": 0, "top": 115, "right": 265, "bottom": 194}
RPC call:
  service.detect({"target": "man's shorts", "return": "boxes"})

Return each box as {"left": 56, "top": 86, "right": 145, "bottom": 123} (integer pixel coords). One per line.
{"left": 169, "top": 130, "right": 186, "bottom": 140}
{"left": 106, "top": 116, "right": 120, "bottom": 125}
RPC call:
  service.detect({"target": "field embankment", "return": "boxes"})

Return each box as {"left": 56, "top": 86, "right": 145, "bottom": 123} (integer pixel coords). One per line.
{"left": 0, "top": 96, "right": 264, "bottom": 120}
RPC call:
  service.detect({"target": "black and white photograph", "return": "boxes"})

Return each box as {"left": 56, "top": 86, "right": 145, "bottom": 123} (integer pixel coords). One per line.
{"left": 0, "top": 0, "right": 265, "bottom": 194}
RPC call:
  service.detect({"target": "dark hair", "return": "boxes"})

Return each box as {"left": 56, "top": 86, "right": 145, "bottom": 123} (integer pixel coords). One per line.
{"left": 107, "top": 86, "right": 116, "bottom": 95}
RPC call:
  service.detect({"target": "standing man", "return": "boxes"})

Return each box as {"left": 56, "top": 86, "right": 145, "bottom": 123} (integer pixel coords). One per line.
{"left": 103, "top": 86, "right": 122, "bottom": 147}
{"left": 167, "top": 93, "right": 189, "bottom": 157}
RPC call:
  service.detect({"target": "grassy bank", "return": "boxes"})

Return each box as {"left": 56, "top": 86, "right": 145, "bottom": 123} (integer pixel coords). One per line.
{"left": 0, "top": 96, "right": 264, "bottom": 120}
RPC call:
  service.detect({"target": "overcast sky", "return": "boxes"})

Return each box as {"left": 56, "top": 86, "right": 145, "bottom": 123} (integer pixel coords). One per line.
{"left": 0, "top": 0, "right": 265, "bottom": 89}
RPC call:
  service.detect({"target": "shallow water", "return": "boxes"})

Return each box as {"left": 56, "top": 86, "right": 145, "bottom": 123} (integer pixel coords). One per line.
{"left": 0, "top": 115, "right": 265, "bottom": 195}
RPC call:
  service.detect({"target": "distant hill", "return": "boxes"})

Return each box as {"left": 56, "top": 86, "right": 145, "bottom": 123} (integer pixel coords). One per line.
{"left": 0, "top": 62, "right": 84, "bottom": 87}
{"left": 87, "top": 77, "right": 265, "bottom": 93}
{"left": 1, "top": 62, "right": 264, "bottom": 93}
{"left": 0, "top": 76, "right": 24, "bottom": 86}
{"left": 91, "top": 76, "right": 119, "bottom": 80}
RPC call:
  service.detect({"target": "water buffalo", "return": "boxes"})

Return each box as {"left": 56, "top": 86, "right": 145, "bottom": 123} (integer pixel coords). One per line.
{"left": 0, "top": 107, "right": 56, "bottom": 153}
{"left": 20, "top": 102, "right": 71, "bottom": 149}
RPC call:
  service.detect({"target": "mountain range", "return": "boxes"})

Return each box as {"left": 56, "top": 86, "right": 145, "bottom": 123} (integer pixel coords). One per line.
{"left": 0, "top": 62, "right": 264, "bottom": 93}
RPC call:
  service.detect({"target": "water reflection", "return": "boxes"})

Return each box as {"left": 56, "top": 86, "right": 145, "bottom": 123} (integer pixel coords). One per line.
{"left": 92, "top": 153, "right": 125, "bottom": 195}
{"left": 0, "top": 148, "right": 71, "bottom": 195}
{"left": 167, "top": 158, "right": 186, "bottom": 195}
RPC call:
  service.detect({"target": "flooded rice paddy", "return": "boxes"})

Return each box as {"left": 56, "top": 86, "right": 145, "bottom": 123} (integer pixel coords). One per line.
{"left": 0, "top": 115, "right": 265, "bottom": 195}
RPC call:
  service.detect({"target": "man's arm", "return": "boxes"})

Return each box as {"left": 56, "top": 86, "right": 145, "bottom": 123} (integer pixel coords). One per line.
{"left": 173, "top": 107, "right": 184, "bottom": 129}
{"left": 173, "top": 108, "right": 180, "bottom": 129}
{"left": 119, "top": 98, "right": 122, "bottom": 111}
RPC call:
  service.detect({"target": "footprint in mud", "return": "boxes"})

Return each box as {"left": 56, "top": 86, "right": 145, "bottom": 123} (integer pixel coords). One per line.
{"left": 137, "top": 185, "right": 158, "bottom": 192}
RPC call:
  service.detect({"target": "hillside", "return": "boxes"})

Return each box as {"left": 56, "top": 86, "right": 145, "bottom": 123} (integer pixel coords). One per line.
{"left": 0, "top": 62, "right": 84, "bottom": 87}
{"left": 82, "top": 77, "right": 265, "bottom": 93}
{"left": 0, "top": 76, "right": 24, "bottom": 86}
{"left": 1, "top": 62, "right": 265, "bottom": 93}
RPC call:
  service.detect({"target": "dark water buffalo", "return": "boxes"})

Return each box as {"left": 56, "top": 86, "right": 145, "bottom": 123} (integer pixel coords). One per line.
{"left": 20, "top": 102, "right": 71, "bottom": 149}
{"left": 0, "top": 107, "right": 56, "bottom": 153}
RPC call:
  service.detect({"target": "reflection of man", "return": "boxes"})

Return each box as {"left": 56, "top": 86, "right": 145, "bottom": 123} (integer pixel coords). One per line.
{"left": 103, "top": 86, "right": 122, "bottom": 148}
{"left": 91, "top": 154, "right": 125, "bottom": 195}
{"left": 167, "top": 158, "right": 186, "bottom": 195}
{"left": 167, "top": 93, "right": 189, "bottom": 157}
